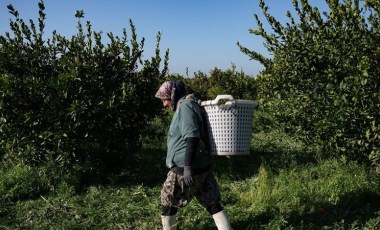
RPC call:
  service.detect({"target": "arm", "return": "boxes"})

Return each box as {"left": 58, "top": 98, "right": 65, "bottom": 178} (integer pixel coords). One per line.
{"left": 185, "top": 137, "right": 200, "bottom": 167}
{"left": 183, "top": 137, "right": 199, "bottom": 186}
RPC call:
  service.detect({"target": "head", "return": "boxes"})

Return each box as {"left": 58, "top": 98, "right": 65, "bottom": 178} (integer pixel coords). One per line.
{"left": 155, "top": 80, "right": 187, "bottom": 111}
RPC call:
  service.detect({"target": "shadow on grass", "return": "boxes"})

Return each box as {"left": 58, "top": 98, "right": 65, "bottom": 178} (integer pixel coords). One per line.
{"left": 0, "top": 201, "right": 16, "bottom": 228}
{"left": 107, "top": 146, "right": 169, "bottom": 187}
{"left": 230, "top": 190, "right": 380, "bottom": 229}
{"left": 111, "top": 142, "right": 318, "bottom": 188}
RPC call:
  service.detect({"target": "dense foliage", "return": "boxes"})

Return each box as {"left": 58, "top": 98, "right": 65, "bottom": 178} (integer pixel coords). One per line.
{"left": 165, "top": 65, "right": 257, "bottom": 102}
{"left": 239, "top": 0, "right": 380, "bottom": 165}
{"left": 0, "top": 2, "right": 169, "bottom": 171}
{"left": 185, "top": 65, "right": 257, "bottom": 101}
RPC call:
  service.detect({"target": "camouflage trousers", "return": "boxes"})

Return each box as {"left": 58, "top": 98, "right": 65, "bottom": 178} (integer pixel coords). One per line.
{"left": 161, "top": 169, "right": 221, "bottom": 209}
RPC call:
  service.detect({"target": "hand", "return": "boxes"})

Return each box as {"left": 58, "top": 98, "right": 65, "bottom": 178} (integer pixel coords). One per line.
{"left": 183, "top": 166, "right": 195, "bottom": 187}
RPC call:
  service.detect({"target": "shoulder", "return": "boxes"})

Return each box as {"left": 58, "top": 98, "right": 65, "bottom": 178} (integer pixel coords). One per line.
{"left": 178, "top": 99, "right": 200, "bottom": 112}
{"left": 177, "top": 100, "right": 200, "bottom": 120}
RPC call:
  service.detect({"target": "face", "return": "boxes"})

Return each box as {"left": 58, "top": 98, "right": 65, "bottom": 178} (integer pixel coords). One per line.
{"left": 162, "top": 99, "right": 173, "bottom": 110}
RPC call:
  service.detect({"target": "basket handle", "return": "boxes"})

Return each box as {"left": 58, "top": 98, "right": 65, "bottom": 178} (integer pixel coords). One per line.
{"left": 211, "top": 95, "right": 234, "bottom": 105}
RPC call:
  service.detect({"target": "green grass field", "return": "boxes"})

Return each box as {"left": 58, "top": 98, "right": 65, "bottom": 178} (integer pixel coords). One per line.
{"left": 1, "top": 130, "right": 380, "bottom": 229}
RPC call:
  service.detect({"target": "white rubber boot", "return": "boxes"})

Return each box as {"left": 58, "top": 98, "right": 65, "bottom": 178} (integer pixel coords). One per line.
{"left": 161, "top": 215, "right": 177, "bottom": 230}
{"left": 212, "top": 210, "right": 232, "bottom": 230}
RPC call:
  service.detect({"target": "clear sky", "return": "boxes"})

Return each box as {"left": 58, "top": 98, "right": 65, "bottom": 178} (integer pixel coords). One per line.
{"left": 0, "top": 0, "right": 329, "bottom": 77}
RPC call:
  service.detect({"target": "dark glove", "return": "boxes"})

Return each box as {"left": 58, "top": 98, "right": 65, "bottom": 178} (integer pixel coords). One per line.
{"left": 183, "top": 166, "right": 195, "bottom": 186}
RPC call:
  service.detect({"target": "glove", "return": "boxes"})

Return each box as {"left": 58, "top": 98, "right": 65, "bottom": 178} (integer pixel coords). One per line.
{"left": 183, "top": 166, "right": 195, "bottom": 187}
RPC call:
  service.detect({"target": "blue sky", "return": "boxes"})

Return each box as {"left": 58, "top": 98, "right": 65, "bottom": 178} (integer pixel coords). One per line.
{"left": 0, "top": 1, "right": 329, "bottom": 76}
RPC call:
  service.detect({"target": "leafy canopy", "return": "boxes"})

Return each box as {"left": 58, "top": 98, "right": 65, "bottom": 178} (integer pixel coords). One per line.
{"left": 238, "top": 0, "right": 380, "bottom": 165}
{"left": 0, "top": 1, "right": 169, "bottom": 172}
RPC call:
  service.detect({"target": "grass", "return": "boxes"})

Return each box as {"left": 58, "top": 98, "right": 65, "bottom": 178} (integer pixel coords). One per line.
{"left": 1, "top": 130, "right": 380, "bottom": 229}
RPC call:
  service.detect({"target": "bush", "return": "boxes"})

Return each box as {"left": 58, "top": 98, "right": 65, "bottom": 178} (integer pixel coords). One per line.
{"left": 0, "top": 1, "right": 169, "bottom": 172}
{"left": 184, "top": 66, "right": 257, "bottom": 101}
{"left": 239, "top": 0, "right": 380, "bottom": 165}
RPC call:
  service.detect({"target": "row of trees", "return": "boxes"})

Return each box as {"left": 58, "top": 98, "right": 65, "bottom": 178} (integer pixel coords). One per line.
{"left": 170, "top": 66, "right": 257, "bottom": 101}
{"left": 1, "top": 0, "right": 379, "bottom": 178}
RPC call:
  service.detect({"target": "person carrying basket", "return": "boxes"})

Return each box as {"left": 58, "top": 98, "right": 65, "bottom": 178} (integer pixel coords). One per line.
{"left": 155, "top": 80, "right": 232, "bottom": 230}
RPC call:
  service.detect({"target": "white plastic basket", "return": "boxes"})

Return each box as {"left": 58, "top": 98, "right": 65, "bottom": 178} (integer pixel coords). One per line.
{"left": 201, "top": 95, "right": 258, "bottom": 156}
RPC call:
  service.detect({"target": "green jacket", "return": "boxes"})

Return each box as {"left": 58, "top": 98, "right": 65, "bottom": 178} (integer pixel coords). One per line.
{"left": 166, "top": 96, "right": 210, "bottom": 169}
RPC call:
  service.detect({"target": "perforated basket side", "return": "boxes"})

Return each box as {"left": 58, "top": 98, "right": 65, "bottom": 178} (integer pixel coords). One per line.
{"left": 203, "top": 102, "right": 256, "bottom": 155}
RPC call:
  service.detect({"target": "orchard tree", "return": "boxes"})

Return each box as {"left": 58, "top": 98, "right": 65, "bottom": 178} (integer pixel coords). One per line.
{"left": 238, "top": 0, "right": 380, "bottom": 165}
{"left": 184, "top": 67, "right": 257, "bottom": 101}
{"left": 0, "top": 1, "right": 169, "bottom": 172}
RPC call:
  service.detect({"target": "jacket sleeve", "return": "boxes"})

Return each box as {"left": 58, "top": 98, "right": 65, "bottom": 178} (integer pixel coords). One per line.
{"left": 184, "top": 137, "right": 200, "bottom": 167}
